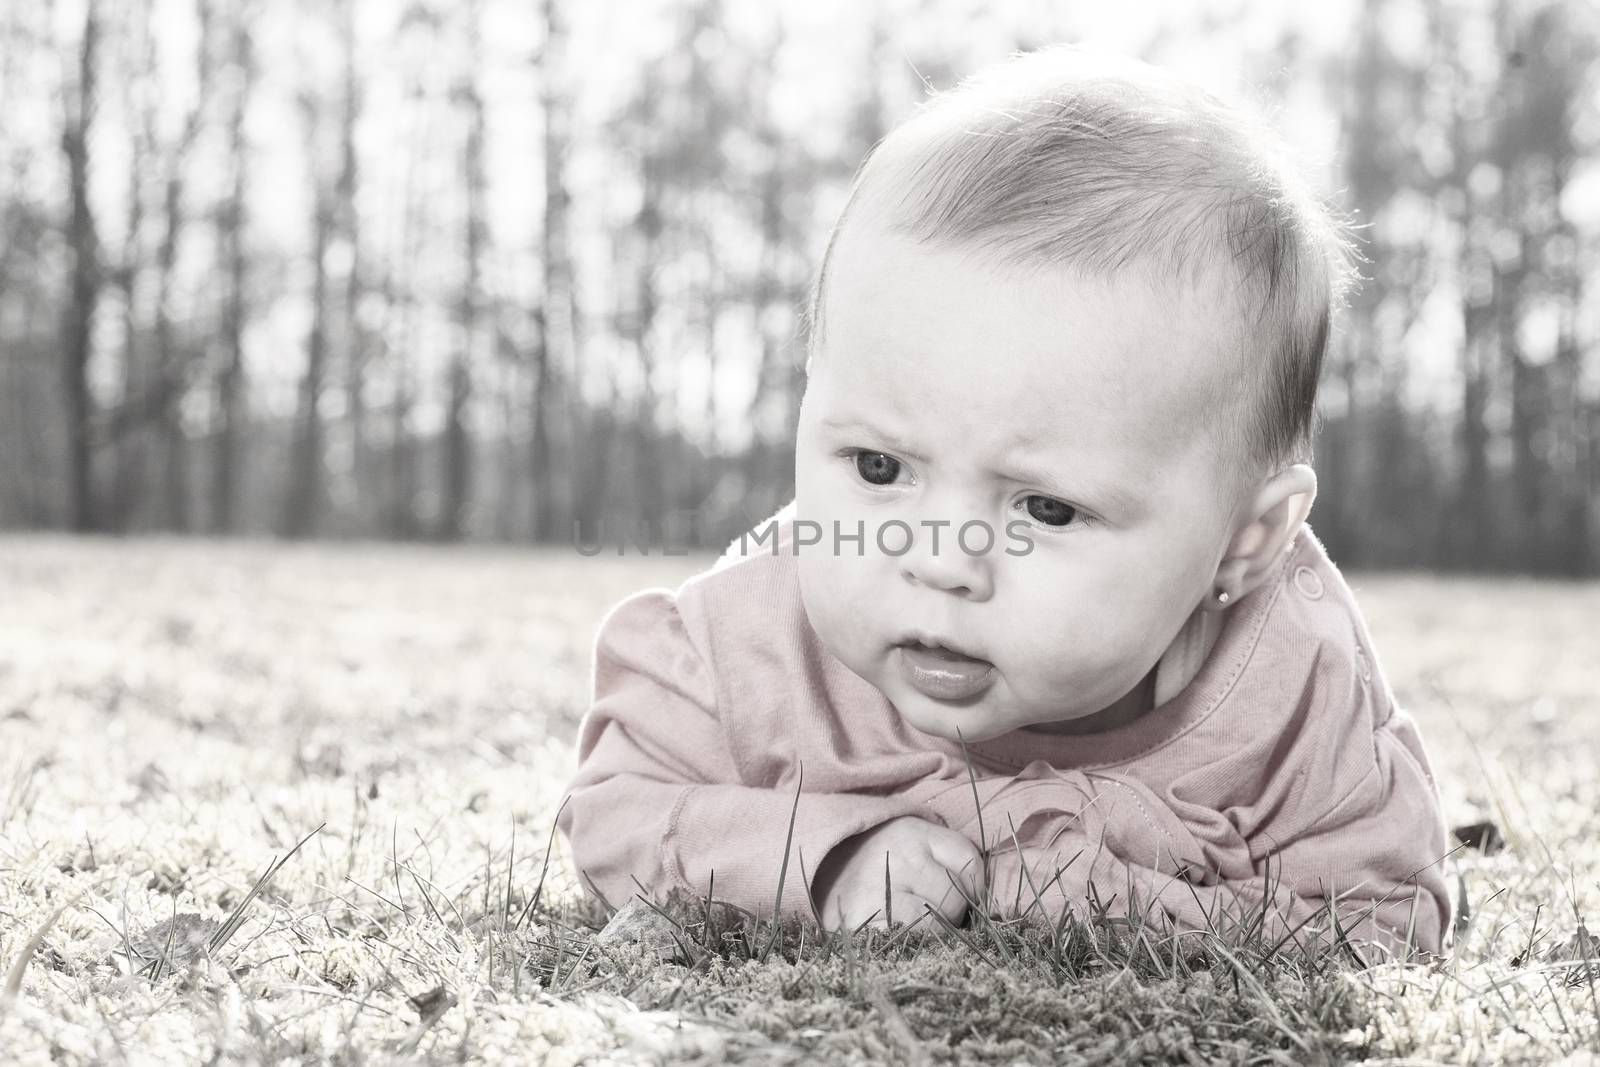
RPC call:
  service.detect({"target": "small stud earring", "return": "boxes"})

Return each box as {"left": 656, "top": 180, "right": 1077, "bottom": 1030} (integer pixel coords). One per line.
{"left": 1215, "top": 590, "right": 1231, "bottom": 605}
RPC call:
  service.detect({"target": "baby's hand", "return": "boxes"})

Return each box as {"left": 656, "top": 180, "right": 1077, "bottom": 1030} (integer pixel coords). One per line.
{"left": 811, "top": 816, "right": 982, "bottom": 931}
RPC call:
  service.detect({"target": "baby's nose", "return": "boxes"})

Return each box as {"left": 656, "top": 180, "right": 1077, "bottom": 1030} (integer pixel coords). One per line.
{"left": 899, "top": 531, "right": 994, "bottom": 601}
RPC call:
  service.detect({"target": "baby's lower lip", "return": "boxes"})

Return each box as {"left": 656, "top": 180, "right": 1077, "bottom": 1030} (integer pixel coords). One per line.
{"left": 896, "top": 644, "right": 995, "bottom": 702}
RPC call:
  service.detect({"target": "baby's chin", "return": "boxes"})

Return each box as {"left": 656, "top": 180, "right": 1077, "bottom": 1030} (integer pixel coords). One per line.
{"left": 888, "top": 676, "right": 1132, "bottom": 743}
{"left": 886, "top": 686, "right": 1030, "bottom": 745}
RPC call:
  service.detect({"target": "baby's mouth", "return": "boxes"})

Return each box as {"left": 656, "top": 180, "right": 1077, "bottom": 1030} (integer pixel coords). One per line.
{"left": 895, "top": 638, "right": 996, "bottom": 702}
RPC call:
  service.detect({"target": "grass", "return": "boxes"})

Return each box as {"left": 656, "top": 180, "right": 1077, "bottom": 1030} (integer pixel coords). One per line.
{"left": 1, "top": 534, "right": 1598, "bottom": 1064}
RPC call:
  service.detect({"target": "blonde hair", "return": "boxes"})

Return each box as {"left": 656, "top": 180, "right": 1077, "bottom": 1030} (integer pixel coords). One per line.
{"left": 805, "top": 46, "right": 1358, "bottom": 476}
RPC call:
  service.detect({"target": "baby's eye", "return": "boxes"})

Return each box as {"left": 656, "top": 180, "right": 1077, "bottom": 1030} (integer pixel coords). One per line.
{"left": 1024, "top": 495, "right": 1078, "bottom": 528}
{"left": 853, "top": 450, "right": 903, "bottom": 486}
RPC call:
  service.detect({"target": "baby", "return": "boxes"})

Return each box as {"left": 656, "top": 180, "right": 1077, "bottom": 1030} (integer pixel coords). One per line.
{"left": 558, "top": 47, "right": 1453, "bottom": 956}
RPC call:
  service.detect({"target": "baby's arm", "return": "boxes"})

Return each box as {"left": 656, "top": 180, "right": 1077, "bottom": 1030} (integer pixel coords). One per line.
{"left": 557, "top": 589, "right": 935, "bottom": 920}
{"left": 901, "top": 711, "right": 1451, "bottom": 956}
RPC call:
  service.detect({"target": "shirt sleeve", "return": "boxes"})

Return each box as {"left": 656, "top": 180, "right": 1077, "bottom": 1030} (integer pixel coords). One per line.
{"left": 556, "top": 588, "right": 932, "bottom": 920}
{"left": 900, "top": 710, "right": 1451, "bottom": 957}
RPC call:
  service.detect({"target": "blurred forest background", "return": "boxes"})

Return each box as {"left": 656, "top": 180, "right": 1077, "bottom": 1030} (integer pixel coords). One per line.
{"left": 1, "top": 0, "right": 1597, "bottom": 573}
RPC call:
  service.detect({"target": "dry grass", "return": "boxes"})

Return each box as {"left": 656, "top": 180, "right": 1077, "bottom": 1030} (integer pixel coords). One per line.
{"left": 0, "top": 535, "right": 1596, "bottom": 1064}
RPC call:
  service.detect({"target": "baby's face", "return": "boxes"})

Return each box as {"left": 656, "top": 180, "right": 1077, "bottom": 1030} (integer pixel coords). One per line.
{"left": 794, "top": 227, "right": 1253, "bottom": 742}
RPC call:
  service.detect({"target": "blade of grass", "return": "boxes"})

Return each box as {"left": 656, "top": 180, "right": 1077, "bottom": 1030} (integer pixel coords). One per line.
{"left": 145, "top": 896, "right": 180, "bottom": 981}
{"left": 391, "top": 820, "right": 409, "bottom": 925}
{"left": 884, "top": 850, "right": 892, "bottom": 930}
{"left": 209, "top": 822, "right": 326, "bottom": 958}
{"left": 758, "top": 763, "right": 804, "bottom": 964}
{"left": 517, "top": 795, "right": 569, "bottom": 930}
{"left": 955, "top": 729, "right": 990, "bottom": 906}
{"left": 503, "top": 819, "right": 516, "bottom": 931}
{"left": 3, "top": 902, "right": 72, "bottom": 1006}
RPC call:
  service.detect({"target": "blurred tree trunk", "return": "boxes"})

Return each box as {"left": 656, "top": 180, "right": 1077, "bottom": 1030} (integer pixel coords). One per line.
{"left": 386, "top": 256, "right": 419, "bottom": 540}
{"left": 1497, "top": 223, "right": 1538, "bottom": 564}
{"left": 337, "top": 0, "right": 367, "bottom": 529}
{"left": 1492, "top": 0, "right": 1541, "bottom": 569}
{"left": 1555, "top": 327, "right": 1592, "bottom": 575}
{"left": 1457, "top": 306, "right": 1493, "bottom": 564}
{"left": 1321, "top": 0, "right": 1397, "bottom": 564}
{"left": 1575, "top": 429, "right": 1597, "bottom": 570}
{"left": 748, "top": 144, "right": 789, "bottom": 509}
{"left": 572, "top": 287, "right": 618, "bottom": 539}
{"left": 695, "top": 233, "right": 721, "bottom": 510}
{"left": 211, "top": 5, "right": 254, "bottom": 534}
{"left": 578, "top": 371, "right": 618, "bottom": 537}
{"left": 436, "top": 4, "right": 486, "bottom": 542}
{"left": 494, "top": 326, "right": 523, "bottom": 540}
{"left": 530, "top": 0, "right": 576, "bottom": 543}
{"left": 1551, "top": 183, "right": 1593, "bottom": 576}
{"left": 61, "top": 0, "right": 102, "bottom": 533}
{"left": 110, "top": 0, "right": 154, "bottom": 531}
{"left": 153, "top": 0, "right": 214, "bottom": 533}
{"left": 283, "top": 87, "right": 333, "bottom": 538}
{"left": 1434, "top": 0, "right": 1491, "bottom": 569}
{"left": 284, "top": 0, "right": 360, "bottom": 540}
{"left": 385, "top": 10, "right": 432, "bottom": 541}
{"left": 0, "top": 8, "right": 49, "bottom": 524}
{"left": 631, "top": 140, "right": 664, "bottom": 528}
{"left": 682, "top": 0, "right": 730, "bottom": 521}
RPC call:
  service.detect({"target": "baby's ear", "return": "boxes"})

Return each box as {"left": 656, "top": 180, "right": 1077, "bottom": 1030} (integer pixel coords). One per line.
{"left": 1207, "top": 464, "right": 1317, "bottom": 609}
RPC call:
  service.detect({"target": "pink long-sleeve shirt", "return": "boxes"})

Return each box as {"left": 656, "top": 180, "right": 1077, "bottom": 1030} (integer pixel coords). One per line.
{"left": 558, "top": 505, "right": 1453, "bottom": 955}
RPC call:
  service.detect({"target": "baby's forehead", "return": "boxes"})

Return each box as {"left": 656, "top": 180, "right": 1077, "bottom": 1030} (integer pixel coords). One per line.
{"left": 833, "top": 219, "right": 1252, "bottom": 369}
{"left": 825, "top": 236, "right": 1244, "bottom": 458}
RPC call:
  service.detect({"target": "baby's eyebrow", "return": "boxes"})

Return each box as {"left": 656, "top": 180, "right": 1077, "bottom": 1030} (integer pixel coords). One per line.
{"left": 819, "top": 414, "right": 923, "bottom": 454}
{"left": 990, "top": 456, "right": 1144, "bottom": 518}
{"left": 820, "top": 413, "right": 899, "bottom": 436}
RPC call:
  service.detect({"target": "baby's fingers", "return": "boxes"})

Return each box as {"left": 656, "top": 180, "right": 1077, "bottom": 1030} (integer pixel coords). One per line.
{"left": 925, "top": 831, "right": 984, "bottom": 906}
{"left": 886, "top": 855, "right": 972, "bottom": 927}
{"left": 850, "top": 891, "right": 950, "bottom": 932}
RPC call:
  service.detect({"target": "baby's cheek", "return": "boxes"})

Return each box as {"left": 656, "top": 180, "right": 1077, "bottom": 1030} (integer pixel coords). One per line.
{"left": 1003, "top": 619, "right": 1115, "bottom": 690}
{"left": 799, "top": 556, "right": 873, "bottom": 655}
